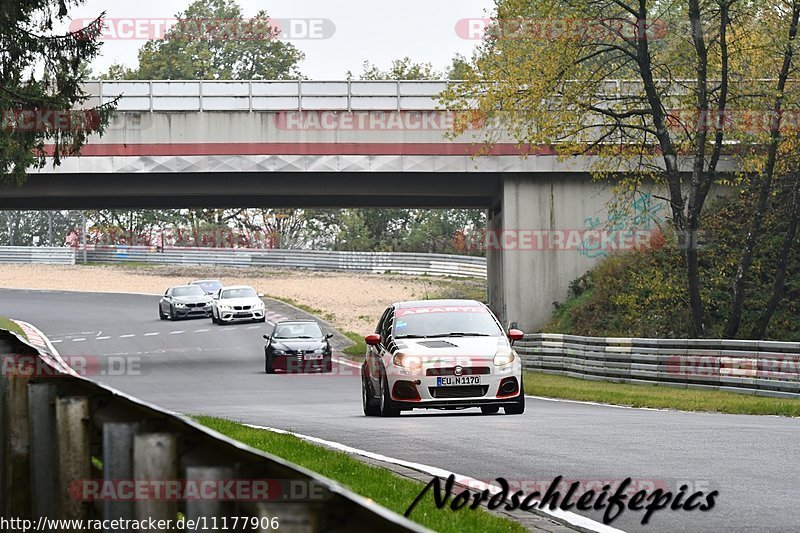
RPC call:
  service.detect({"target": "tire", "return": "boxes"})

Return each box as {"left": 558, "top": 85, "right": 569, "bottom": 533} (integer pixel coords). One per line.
{"left": 159, "top": 305, "right": 166, "bottom": 320}
{"left": 258, "top": 316, "right": 266, "bottom": 323}
{"left": 481, "top": 406, "right": 500, "bottom": 414}
{"left": 504, "top": 377, "right": 526, "bottom": 415}
{"left": 323, "top": 356, "right": 333, "bottom": 373}
{"left": 211, "top": 310, "right": 218, "bottom": 324}
{"left": 168, "top": 305, "right": 178, "bottom": 321}
{"left": 265, "top": 351, "right": 275, "bottom": 374}
{"left": 379, "top": 375, "right": 401, "bottom": 417}
{"left": 362, "top": 370, "right": 380, "bottom": 416}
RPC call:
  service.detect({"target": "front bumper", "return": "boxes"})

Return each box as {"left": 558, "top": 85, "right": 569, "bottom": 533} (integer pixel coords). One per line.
{"left": 173, "top": 306, "right": 212, "bottom": 318}
{"left": 218, "top": 308, "right": 265, "bottom": 322}
{"left": 385, "top": 363, "right": 523, "bottom": 409}
{"left": 271, "top": 353, "right": 331, "bottom": 373}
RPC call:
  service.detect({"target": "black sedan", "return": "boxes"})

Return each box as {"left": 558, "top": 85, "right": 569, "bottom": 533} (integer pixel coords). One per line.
{"left": 264, "top": 320, "right": 333, "bottom": 374}
{"left": 158, "top": 285, "right": 213, "bottom": 320}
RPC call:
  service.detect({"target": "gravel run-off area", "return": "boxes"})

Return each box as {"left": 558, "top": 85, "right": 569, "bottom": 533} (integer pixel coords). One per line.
{"left": 0, "top": 263, "right": 485, "bottom": 335}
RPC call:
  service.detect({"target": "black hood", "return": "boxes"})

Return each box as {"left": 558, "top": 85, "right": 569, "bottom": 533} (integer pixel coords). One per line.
{"left": 271, "top": 339, "right": 327, "bottom": 351}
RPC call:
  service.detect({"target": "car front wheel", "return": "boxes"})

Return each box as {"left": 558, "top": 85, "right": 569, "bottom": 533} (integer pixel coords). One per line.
{"left": 159, "top": 305, "right": 166, "bottom": 320}
{"left": 379, "top": 375, "right": 401, "bottom": 417}
{"left": 265, "top": 351, "right": 275, "bottom": 374}
{"left": 362, "top": 370, "right": 380, "bottom": 416}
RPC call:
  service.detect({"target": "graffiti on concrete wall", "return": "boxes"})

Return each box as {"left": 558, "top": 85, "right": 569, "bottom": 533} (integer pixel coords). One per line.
{"left": 578, "top": 192, "right": 666, "bottom": 258}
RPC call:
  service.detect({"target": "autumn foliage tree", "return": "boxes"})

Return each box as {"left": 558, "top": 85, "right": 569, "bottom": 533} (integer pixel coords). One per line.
{"left": 443, "top": 0, "right": 800, "bottom": 338}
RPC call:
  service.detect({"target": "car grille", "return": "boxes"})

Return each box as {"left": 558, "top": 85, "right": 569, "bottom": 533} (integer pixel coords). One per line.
{"left": 233, "top": 305, "right": 251, "bottom": 311}
{"left": 426, "top": 366, "right": 491, "bottom": 377}
{"left": 428, "top": 386, "right": 488, "bottom": 399}
{"left": 186, "top": 303, "right": 206, "bottom": 308}
{"left": 284, "top": 349, "right": 318, "bottom": 355}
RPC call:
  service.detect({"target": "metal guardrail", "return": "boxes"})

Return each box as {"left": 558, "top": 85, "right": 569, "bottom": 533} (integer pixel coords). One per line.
{"left": 0, "top": 322, "right": 427, "bottom": 531}
{"left": 0, "top": 246, "right": 76, "bottom": 265}
{"left": 82, "top": 246, "right": 487, "bottom": 278}
{"left": 516, "top": 333, "right": 800, "bottom": 398}
{"left": 84, "top": 80, "right": 454, "bottom": 112}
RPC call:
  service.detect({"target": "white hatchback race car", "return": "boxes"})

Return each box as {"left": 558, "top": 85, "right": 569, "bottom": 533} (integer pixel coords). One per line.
{"left": 361, "top": 299, "right": 525, "bottom": 417}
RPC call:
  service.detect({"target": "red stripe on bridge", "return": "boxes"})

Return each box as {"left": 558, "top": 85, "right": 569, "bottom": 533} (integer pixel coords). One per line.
{"left": 44, "top": 143, "right": 556, "bottom": 157}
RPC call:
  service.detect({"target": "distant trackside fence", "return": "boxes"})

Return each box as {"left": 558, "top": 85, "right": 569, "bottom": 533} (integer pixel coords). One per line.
{"left": 516, "top": 333, "right": 800, "bottom": 398}
{"left": 0, "top": 246, "right": 76, "bottom": 265}
{"left": 0, "top": 246, "right": 487, "bottom": 278}
{"left": 0, "top": 321, "right": 427, "bottom": 531}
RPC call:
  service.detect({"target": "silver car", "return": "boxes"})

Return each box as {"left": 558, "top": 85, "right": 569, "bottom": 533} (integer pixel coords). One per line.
{"left": 159, "top": 285, "right": 213, "bottom": 321}
{"left": 211, "top": 285, "right": 266, "bottom": 325}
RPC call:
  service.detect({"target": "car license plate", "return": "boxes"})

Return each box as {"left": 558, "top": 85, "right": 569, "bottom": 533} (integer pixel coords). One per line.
{"left": 304, "top": 354, "right": 323, "bottom": 360}
{"left": 437, "top": 376, "right": 480, "bottom": 386}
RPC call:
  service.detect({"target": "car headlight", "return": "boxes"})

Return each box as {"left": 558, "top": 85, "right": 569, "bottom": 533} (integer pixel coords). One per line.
{"left": 493, "top": 349, "right": 516, "bottom": 367}
{"left": 392, "top": 353, "right": 422, "bottom": 371}
{"left": 272, "top": 349, "right": 286, "bottom": 355}
{"left": 219, "top": 304, "right": 231, "bottom": 310}
{"left": 254, "top": 301, "right": 265, "bottom": 309}
{"left": 174, "top": 303, "right": 186, "bottom": 308}
{"left": 314, "top": 348, "right": 325, "bottom": 354}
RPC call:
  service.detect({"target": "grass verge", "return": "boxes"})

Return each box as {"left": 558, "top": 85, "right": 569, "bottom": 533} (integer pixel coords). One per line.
{"left": 196, "top": 416, "right": 525, "bottom": 533}
{"left": 342, "top": 331, "right": 367, "bottom": 359}
{"left": 524, "top": 371, "right": 800, "bottom": 416}
{"left": 0, "top": 317, "right": 26, "bottom": 338}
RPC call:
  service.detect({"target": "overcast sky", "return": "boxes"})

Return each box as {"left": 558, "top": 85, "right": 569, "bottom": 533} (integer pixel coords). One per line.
{"left": 68, "top": 0, "right": 495, "bottom": 79}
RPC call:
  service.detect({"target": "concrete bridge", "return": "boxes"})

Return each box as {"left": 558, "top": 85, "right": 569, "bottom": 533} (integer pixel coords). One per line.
{"left": 1, "top": 80, "right": 683, "bottom": 331}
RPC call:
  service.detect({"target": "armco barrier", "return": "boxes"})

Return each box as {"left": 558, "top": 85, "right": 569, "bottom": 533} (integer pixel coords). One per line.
{"left": 84, "top": 246, "right": 487, "bottom": 278}
{"left": 0, "top": 322, "right": 428, "bottom": 531}
{"left": 0, "top": 246, "right": 75, "bottom": 265}
{"left": 516, "top": 333, "right": 800, "bottom": 398}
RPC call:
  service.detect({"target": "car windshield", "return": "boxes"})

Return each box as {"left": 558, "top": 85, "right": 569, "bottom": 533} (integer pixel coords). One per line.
{"left": 273, "top": 323, "right": 323, "bottom": 339}
{"left": 192, "top": 280, "right": 222, "bottom": 293}
{"left": 393, "top": 307, "right": 504, "bottom": 338}
{"left": 221, "top": 288, "right": 257, "bottom": 299}
{"left": 172, "top": 286, "right": 206, "bottom": 297}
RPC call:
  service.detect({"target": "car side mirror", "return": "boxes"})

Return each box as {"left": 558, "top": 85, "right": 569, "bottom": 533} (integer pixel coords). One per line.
{"left": 325, "top": 333, "right": 334, "bottom": 339}
{"left": 257, "top": 292, "right": 264, "bottom": 298}
{"left": 365, "top": 333, "right": 381, "bottom": 346}
{"left": 508, "top": 329, "right": 524, "bottom": 342}
{"left": 263, "top": 334, "right": 270, "bottom": 340}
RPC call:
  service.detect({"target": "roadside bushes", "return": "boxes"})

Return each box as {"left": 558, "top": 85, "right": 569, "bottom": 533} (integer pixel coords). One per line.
{"left": 544, "top": 192, "right": 800, "bottom": 340}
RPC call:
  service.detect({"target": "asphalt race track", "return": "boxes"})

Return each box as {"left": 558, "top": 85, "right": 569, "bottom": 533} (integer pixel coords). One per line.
{"left": 2, "top": 288, "right": 798, "bottom": 532}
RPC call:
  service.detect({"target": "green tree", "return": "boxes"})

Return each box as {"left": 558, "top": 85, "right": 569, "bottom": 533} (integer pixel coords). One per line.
{"left": 133, "top": 0, "right": 303, "bottom": 80}
{"left": 1, "top": 1, "right": 115, "bottom": 185}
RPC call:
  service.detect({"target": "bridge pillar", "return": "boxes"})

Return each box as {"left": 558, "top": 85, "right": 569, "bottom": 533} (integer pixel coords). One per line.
{"left": 490, "top": 172, "right": 617, "bottom": 332}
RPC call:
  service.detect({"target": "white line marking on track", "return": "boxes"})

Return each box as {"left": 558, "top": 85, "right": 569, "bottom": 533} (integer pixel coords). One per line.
{"left": 120, "top": 334, "right": 135, "bottom": 338}
{"left": 72, "top": 338, "right": 86, "bottom": 342}
{"left": 170, "top": 331, "right": 185, "bottom": 334}
{"left": 143, "top": 332, "right": 159, "bottom": 336}
{"left": 96, "top": 336, "right": 110, "bottom": 340}
{"left": 246, "top": 326, "right": 261, "bottom": 329}
{"left": 194, "top": 329, "right": 210, "bottom": 333}
{"left": 244, "top": 424, "right": 622, "bottom": 533}
{"left": 51, "top": 339, "right": 62, "bottom": 343}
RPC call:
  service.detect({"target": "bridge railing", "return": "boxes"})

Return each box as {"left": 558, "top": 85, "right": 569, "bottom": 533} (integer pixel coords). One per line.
{"left": 84, "top": 80, "right": 454, "bottom": 112}
{"left": 515, "top": 333, "right": 800, "bottom": 398}
{"left": 0, "top": 321, "right": 427, "bottom": 531}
